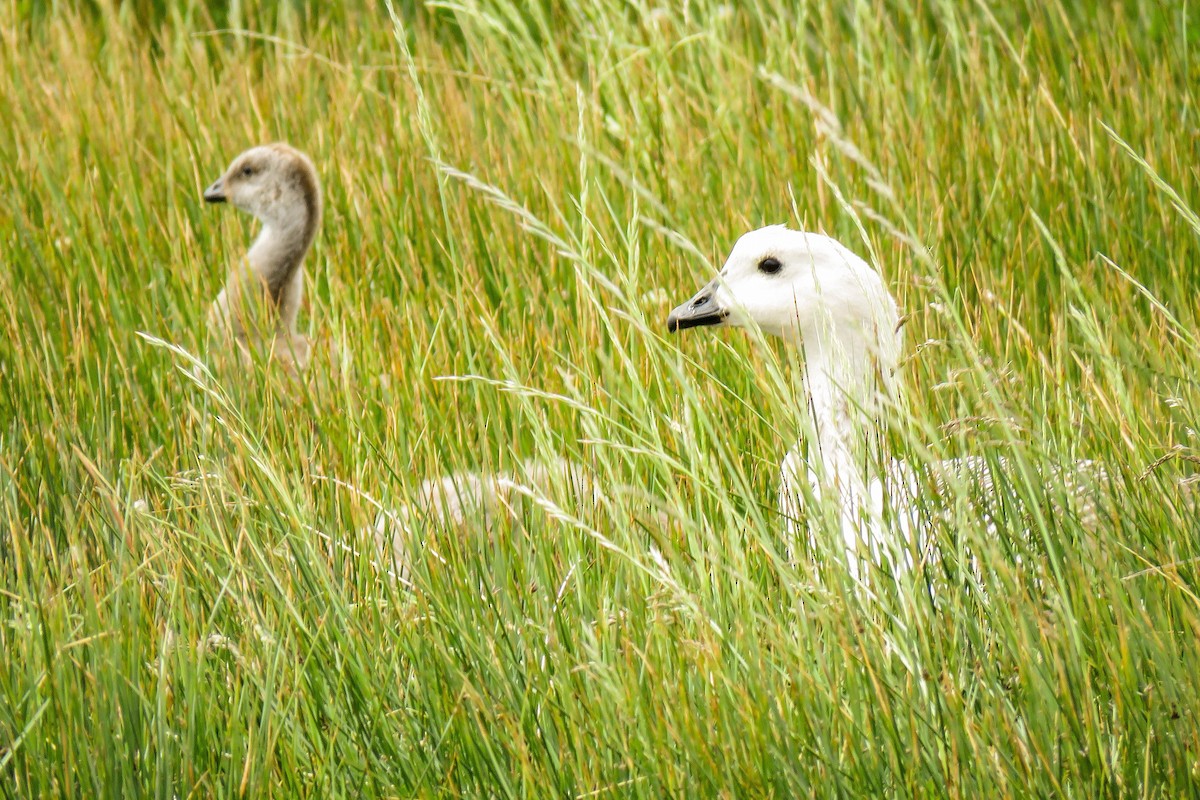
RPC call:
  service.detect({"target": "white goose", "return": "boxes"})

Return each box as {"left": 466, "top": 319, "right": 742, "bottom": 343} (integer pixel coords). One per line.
{"left": 203, "top": 143, "right": 321, "bottom": 371}
{"left": 668, "top": 225, "right": 911, "bottom": 578}
{"left": 664, "top": 223, "right": 1176, "bottom": 585}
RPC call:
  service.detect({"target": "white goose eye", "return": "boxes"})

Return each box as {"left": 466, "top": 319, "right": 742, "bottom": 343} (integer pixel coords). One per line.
{"left": 758, "top": 256, "right": 783, "bottom": 275}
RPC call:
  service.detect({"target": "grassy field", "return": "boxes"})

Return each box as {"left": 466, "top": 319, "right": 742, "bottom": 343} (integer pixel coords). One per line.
{"left": 2, "top": 1, "right": 1200, "bottom": 796}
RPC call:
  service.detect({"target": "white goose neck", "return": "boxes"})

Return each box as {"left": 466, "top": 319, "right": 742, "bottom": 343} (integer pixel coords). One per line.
{"left": 793, "top": 325, "right": 897, "bottom": 485}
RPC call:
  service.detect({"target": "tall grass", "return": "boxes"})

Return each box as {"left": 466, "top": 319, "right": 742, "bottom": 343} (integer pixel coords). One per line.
{"left": 1, "top": 1, "right": 1199, "bottom": 796}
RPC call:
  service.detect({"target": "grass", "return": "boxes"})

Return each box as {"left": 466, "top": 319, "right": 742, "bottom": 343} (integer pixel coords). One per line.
{"left": 2, "top": 0, "right": 1199, "bottom": 796}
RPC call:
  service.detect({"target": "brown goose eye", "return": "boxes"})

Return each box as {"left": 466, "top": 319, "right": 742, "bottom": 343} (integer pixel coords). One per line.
{"left": 241, "top": 165, "right": 254, "bottom": 177}
{"left": 758, "top": 256, "right": 783, "bottom": 274}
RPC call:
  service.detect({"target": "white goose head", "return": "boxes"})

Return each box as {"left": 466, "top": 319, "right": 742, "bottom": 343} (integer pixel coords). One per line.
{"left": 667, "top": 225, "right": 903, "bottom": 387}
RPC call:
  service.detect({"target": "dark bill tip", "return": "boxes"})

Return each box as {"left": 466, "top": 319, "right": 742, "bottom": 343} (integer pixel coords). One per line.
{"left": 667, "top": 311, "right": 726, "bottom": 333}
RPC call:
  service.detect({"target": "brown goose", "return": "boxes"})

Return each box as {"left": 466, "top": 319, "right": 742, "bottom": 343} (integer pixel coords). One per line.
{"left": 203, "top": 143, "right": 321, "bottom": 370}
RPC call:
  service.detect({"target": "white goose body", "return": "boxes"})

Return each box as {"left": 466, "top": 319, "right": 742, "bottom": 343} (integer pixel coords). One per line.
{"left": 668, "top": 226, "right": 926, "bottom": 578}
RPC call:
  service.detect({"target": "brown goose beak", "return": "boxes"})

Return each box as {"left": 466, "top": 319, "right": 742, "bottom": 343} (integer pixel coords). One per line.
{"left": 203, "top": 178, "right": 226, "bottom": 204}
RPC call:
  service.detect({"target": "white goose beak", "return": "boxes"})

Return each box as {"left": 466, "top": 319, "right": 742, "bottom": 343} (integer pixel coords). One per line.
{"left": 667, "top": 278, "right": 729, "bottom": 333}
